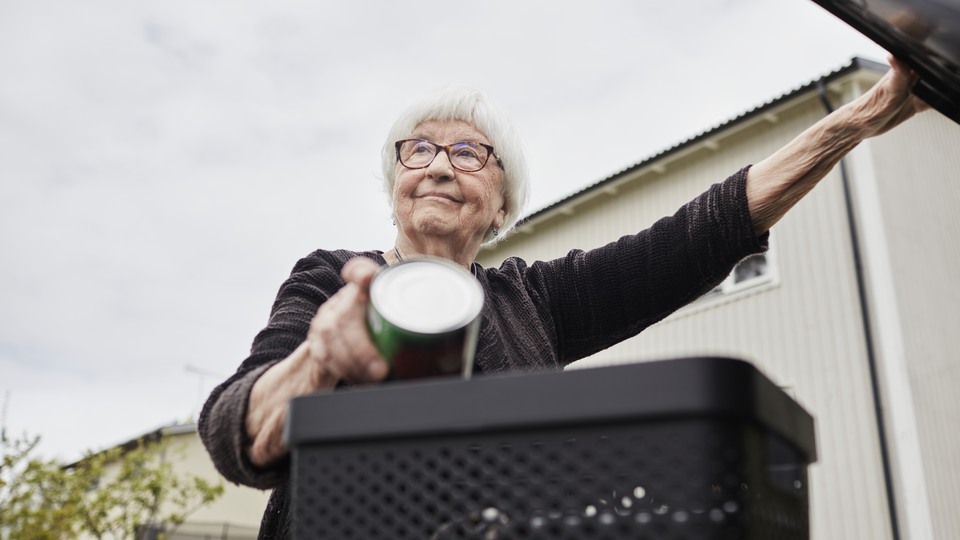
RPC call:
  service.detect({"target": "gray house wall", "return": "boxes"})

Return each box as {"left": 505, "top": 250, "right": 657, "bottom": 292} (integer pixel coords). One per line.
{"left": 845, "top": 94, "right": 960, "bottom": 540}
{"left": 477, "top": 62, "right": 960, "bottom": 539}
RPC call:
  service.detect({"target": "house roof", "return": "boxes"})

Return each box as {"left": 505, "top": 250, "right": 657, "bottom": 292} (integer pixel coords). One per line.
{"left": 64, "top": 421, "right": 198, "bottom": 467}
{"left": 514, "top": 57, "right": 887, "bottom": 229}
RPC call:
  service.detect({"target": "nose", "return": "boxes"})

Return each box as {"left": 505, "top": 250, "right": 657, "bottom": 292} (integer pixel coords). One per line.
{"left": 425, "top": 148, "right": 455, "bottom": 181}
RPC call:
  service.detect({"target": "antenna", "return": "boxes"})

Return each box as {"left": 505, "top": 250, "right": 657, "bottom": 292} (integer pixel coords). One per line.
{"left": 185, "top": 365, "right": 228, "bottom": 420}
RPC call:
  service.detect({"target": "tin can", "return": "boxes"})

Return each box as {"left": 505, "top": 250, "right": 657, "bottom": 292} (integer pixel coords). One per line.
{"left": 367, "top": 257, "right": 484, "bottom": 380}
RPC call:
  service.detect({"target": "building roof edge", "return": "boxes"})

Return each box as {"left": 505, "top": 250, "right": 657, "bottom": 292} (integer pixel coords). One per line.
{"left": 515, "top": 56, "right": 887, "bottom": 227}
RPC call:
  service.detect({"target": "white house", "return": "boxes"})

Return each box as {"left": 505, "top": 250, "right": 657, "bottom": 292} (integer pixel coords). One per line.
{"left": 88, "top": 422, "right": 268, "bottom": 540}
{"left": 476, "top": 57, "right": 960, "bottom": 540}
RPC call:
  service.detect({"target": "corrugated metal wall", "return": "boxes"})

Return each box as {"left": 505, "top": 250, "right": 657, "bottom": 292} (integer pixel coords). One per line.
{"left": 857, "top": 109, "right": 960, "bottom": 540}
{"left": 477, "top": 75, "right": 901, "bottom": 539}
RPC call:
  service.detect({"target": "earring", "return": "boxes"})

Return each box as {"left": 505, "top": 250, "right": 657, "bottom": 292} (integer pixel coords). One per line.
{"left": 492, "top": 227, "right": 499, "bottom": 237}
{"left": 392, "top": 217, "right": 396, "bottom": 226}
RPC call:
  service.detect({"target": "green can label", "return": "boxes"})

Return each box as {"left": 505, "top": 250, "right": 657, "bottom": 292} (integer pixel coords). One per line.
{"left": 367, "top": 258, "right": 484, "bottom": 380}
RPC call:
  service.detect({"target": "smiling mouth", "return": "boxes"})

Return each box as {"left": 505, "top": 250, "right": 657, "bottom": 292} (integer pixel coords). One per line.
{"left": 420, "top": 193, "right": 462, "bottom": 203}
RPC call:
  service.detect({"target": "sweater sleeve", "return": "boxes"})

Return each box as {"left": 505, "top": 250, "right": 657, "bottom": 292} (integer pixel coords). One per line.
{"left": 531, "top": 166, "right": 767, "bottom": 363}
{"left": 197, "top": 250, "right": 368, "bottom": 489}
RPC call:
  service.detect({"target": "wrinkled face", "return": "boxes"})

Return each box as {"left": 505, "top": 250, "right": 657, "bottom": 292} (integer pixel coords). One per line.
{"left": 393, "top": 119, "right": 506, "bottom": 248}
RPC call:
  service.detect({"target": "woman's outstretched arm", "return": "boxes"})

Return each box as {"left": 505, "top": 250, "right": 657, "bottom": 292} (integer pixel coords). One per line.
{"left": 746, "top": 56, "right": 929, "bottom": 235}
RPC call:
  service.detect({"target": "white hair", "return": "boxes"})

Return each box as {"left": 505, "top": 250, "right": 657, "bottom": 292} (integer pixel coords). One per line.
{"left": 381, "top": 86, "right": 530, "bottom": 244}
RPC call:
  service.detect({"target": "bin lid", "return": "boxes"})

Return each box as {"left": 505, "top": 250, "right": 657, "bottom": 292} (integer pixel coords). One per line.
{"left": 812, "top": 0, "right": 960, "bottom": 124}
{"left": 286, "top": 356, "right": 818, "bottom": 463}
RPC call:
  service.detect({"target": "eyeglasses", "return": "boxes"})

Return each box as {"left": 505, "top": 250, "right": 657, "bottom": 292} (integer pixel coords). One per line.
{"left": 395, "top": 139, "right": 503, "bottom": 172}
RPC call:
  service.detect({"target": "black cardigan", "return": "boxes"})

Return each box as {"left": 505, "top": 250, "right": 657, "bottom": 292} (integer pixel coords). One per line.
{"left": 198, "top": 166, "right": 766, "bottom": 539}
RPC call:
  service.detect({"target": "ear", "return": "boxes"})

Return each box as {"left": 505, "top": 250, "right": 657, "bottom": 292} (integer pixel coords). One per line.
{"left": 493, "top": 206, "right": 507, "bottom": 229}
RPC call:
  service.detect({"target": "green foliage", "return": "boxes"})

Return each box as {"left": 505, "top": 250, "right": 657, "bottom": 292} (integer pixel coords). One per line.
{"left": 1, "top": 428, "right": 84, "bottom": 539}
{"left": 1, "top": 426, "right": 224, "bottom": 540}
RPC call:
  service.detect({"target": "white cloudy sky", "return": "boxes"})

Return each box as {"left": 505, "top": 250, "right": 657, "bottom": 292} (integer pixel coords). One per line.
{"left": 0, "top": 0, "right": 888, "bottom": 462}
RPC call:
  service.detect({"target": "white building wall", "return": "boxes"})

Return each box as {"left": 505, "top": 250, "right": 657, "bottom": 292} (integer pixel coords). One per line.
{"left": 478, "top": 73, "right": 900, "bottom": 540}
{"left": 855, "top": 109, "right": 960, "bottom": 540}
{"left": 76, "top": 429, "right": 268, "bottom": 540}
{"left": 168, "top": 430, "right": 270, "bottom": 535}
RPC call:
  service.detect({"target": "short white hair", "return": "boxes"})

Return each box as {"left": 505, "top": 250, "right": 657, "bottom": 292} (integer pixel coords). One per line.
{"left": 381, "top": 86, "right": 530, "bottom": 244}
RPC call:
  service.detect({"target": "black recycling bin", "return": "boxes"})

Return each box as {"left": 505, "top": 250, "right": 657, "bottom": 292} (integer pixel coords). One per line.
{"left": 286, "top": 357, "right": 817, "bottom": 539}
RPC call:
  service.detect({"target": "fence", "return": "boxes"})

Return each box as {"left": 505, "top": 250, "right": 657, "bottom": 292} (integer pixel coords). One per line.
{"left": 138, "top": 522, "right": 259, "bottom": 540}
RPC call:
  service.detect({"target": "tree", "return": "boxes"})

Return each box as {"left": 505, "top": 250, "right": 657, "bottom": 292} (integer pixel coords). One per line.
{"left": 1, "top": 424, "right": 224, "bottom": 540}
{"left": 1, "top": 428, "right": 83, "bottom": 539}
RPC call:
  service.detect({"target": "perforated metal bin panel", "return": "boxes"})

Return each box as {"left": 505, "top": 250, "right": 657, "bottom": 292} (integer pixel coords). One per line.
{"left": 287, "top": 357, "right": 817, "bottom": 540}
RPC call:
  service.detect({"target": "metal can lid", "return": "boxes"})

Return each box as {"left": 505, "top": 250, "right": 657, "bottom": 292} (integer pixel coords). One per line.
{"left": 370, "top": 258, "right": 484, "bottom": 334}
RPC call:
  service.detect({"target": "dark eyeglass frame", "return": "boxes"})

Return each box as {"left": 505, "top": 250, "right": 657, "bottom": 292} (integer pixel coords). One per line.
{"left": 395, "top": 139, "right": 504, "bottom": 172}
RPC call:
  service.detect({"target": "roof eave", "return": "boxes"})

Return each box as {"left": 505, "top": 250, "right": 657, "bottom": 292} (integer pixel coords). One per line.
{"left": 511, "top": 56, "right": 887, "bottom": 231}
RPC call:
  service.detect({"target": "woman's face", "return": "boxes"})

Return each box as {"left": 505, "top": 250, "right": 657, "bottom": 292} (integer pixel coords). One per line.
{"left": 393, "top": 119, "right": 506, "bottom": 250}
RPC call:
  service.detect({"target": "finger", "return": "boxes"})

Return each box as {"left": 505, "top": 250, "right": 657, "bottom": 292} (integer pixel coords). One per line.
{"left": 339, "top": 257, "right": 390, "bottom": 381}
{"left": 887, "top": 55, "right": 910, "bottom": 78}
{"left": 342, "top": 257, "right": 381, "bottom": 290}
{"left": 321, "top": 322, "right": 388, "bottom": 383}
{"left": 891, "top": 56, "right": 923, "bottom": 91}
{"left": 249, "top": 427, "right": 287, "bottom": 468}
{"left": 308, "top": 282, "right": 388, "bottom": 383}
{"left": 305, "top": 305, "right": 345, "bottom": 384}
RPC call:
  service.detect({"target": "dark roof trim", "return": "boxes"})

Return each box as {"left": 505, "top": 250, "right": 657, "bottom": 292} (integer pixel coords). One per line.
{"left": 517, "top": 57, "right": 887, "bottom": 226}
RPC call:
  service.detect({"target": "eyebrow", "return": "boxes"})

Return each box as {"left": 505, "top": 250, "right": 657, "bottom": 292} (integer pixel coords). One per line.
{"left": 409, "top": 134, "right": 490, "bottom": 145}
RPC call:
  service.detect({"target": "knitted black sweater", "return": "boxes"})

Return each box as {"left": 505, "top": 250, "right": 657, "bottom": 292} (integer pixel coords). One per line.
{"left": 198, "top": 166, "right": 766, "bottom": 539}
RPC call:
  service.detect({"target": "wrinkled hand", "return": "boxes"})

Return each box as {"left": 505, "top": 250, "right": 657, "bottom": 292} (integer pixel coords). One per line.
{"left": 743, "top": 56, "right": 931, "bottom": 237}
{"left": 245, "top": 257, "right": 388, "bottom": 467}
{"left": 304, "top": 257, "right": 389, "bottom": 386}
{"left": 851, "top": 55, "right": 930, "bottom": 139}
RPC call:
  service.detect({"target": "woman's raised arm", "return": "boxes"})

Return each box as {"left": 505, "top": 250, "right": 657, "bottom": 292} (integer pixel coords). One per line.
{"left": 746, "top": 56, "right": 929, "bottom": 235}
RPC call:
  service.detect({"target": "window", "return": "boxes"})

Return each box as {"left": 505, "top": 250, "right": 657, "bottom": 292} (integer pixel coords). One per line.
{"left": 689, "top": 234, "right": 778, "bottom": 308}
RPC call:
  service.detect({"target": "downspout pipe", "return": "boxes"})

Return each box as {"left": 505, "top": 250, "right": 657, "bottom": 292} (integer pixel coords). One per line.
{"left": 815, "top": 80, "right": 901, "bottom": 540}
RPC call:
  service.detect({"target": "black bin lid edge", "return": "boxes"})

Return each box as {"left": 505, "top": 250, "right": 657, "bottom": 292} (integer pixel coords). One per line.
{"left": 287, "top": 357, "right": 817, "bottom": 462}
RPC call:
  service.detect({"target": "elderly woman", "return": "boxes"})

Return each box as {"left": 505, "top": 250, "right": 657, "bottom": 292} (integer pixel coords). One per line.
{"left": 199, "top": 57, "right": 927, "bottom": 539}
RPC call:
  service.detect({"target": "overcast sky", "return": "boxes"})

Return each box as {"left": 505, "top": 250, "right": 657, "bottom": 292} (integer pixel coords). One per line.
{"left": 0, "top": 0, "right": 888, "bottom": 462}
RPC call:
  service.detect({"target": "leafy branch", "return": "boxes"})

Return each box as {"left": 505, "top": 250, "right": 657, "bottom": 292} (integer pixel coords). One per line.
{"left": 1, "top": 421, "right": 223, "bottom": 540}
